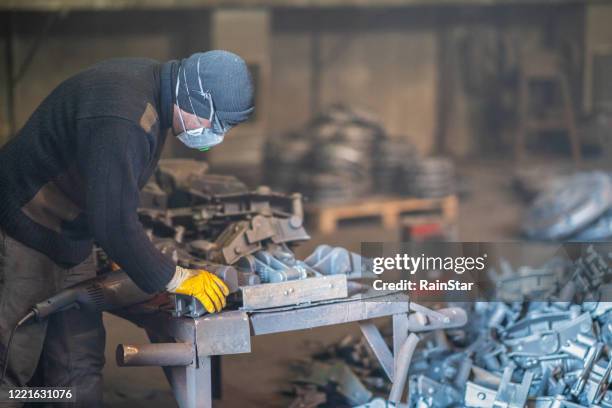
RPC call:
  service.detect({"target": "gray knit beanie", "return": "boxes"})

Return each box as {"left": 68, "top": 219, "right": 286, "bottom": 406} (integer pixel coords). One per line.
{"left": 176, "top": 50, "right": 254, "bottom": 125}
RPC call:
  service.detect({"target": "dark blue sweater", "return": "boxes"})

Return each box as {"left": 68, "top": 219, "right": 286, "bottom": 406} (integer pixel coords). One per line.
{"left": 0, "top": 58, "right": 179, "bottom": 293}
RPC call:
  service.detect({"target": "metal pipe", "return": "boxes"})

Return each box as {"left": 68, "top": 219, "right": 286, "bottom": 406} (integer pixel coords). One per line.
{"left": 389, "top": 333, "right": 419, "bottom": 405}
{"left": 290, "top": 193, "right": 304, "bottom": 228}
{"left": 116, "top": 343, "right": 194, "bottom": 367}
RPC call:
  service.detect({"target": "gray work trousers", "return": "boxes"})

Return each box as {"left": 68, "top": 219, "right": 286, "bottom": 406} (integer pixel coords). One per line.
{"left": 0, "top": 228, "right": 105, "bottom": 407}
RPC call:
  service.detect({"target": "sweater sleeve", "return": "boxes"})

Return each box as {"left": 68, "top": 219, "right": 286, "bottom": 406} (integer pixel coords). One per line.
{"left": 77, "top": 116, "right": 175, "bottom": 293}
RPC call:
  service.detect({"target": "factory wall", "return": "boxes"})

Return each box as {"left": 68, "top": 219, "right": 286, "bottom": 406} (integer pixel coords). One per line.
{"left": 204, "top": 9, "right": 271, "bottom": 171}
{"left": 0, "top": 4, "right": 586, "bottom": 168}
{"left": 267, "top": 5, "right": 584, "bottom": 158}
{"left": 2, "top": 10, "right": 212, "bottom": 158}
{"left": 583, "top": 2, "right": 612, "bottom": 113}
{"left": 270, "top": 8, "right": 439, "bottom": 155}
{"left": 438, "top": 4, "right": 584, "bottom": 156}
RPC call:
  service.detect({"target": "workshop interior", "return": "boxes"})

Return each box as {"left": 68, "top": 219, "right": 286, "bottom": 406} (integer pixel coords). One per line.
{"left": 1, "top": 1, "right": 612, "bottom": 407}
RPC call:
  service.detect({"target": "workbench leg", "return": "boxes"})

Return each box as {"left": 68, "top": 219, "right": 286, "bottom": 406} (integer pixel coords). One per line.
{"left": 392, "top": 313, "right": 409, "bottom": 379}
{"left": 212, "top": 355, "right": 222, "bottom": 400}
{"left": 170, "top": 357, "right": 212, "bottom": 408}
{"left": 187, "top": 357, "right": 212, "bottom": 408}
{"left": 359, "top": 320, "right": 395, "bottom": 382}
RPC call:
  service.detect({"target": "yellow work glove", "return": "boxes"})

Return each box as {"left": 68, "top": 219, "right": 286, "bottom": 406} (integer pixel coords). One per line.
{"left": 166, "top": 266, "right": 230, "bottom": 313}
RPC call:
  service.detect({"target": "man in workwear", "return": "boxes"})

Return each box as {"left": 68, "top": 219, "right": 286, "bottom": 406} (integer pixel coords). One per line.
{"left": 0, "top": 50, "right": 254, "bottom": 406}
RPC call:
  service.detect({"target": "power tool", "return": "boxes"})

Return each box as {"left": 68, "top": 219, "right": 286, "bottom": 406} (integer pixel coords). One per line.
{"left": 17, "top": 270, "right": 154, "bottom": 328}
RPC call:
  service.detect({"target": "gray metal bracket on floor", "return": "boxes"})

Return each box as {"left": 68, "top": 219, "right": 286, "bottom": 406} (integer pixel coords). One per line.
{"left": 503, "top": 311, "right": 594, "bottom": 358}
{"left": 465, "top": 365, "right": 534, "bottom": 408}
{"left": 407, "top": 303, "right": 468, "bottom": 332}
{"left": 359, "top": 302, "right": 467, "bottom": 383}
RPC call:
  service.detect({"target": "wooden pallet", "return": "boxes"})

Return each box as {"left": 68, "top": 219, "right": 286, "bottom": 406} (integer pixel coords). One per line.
{"left": 306, "top": 195, "right": 458, "bottom": 234}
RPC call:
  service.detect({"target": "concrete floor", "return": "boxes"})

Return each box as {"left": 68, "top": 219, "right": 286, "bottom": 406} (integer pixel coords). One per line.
{"left": 101, "top": 159, "right": 532, "bottom": 407}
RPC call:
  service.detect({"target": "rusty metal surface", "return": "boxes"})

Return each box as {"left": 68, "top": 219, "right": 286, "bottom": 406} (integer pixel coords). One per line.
{"left": 193, "top": 311, "right": 251, "bottom": 356}
{"left": 248, "top": 292, "right": 408, "bottom": 336}
{"left": 116, "top": 342, "right": 194, "bottom": 367}
{"left": 241, "top": 274, "right": 348, "bottom": 310}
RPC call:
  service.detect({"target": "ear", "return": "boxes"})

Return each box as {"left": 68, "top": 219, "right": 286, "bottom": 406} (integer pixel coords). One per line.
{"left": 171, "top": 104, "right": 182, "bottom": 136}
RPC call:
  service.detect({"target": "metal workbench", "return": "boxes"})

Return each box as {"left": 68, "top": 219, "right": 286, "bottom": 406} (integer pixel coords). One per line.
{"left": 125, "top": 291, "right": 411, "bottom": 408}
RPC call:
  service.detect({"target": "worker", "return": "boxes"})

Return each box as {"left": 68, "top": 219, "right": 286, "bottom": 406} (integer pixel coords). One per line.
{"left": 0, "top": 50, "right": 254, "bottom": 406}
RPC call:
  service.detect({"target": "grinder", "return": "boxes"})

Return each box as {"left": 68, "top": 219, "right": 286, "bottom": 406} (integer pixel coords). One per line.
{"left": 17, "top": 262, "right": 239, "bottom": 327}
{"left": 17, "top": 270, "right": 154, "bottom": 327}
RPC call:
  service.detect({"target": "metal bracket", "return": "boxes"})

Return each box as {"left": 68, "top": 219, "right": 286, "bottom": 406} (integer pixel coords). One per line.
{"left": 465, "top": 366, "right": 533, "bottom": 408}
{"left": 359, "top": 320, "right": 395, "bottom": 382}
{"left": 407, "top": 303, "right": 468, "bottom": 332}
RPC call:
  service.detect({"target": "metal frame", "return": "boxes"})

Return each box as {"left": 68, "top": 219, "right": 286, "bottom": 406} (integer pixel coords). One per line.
{"left": 129, "top": 292, "right": 410, "bottom": 408}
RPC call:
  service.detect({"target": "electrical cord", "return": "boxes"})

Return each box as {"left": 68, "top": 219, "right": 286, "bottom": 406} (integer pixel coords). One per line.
{"left": 0, "top": 323, "right": 17, "bottom": 384}
{"left": 0, "top": 311, "right": 35, "bottom": 384}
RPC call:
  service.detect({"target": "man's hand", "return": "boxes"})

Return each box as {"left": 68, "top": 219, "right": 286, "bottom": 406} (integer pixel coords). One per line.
{"left": 167, "top": 267, "right": 229, "bottom": 313}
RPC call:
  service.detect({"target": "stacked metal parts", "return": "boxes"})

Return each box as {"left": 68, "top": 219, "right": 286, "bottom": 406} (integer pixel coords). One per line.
{"left": 372, "top": 138, "right": 419, "bottom": 195}
{"left": 287, "top": 245, "right": 612, "bottom": 408}
{"left": 137, "top": 159, "right": 367, "bottom": 314}
{"left": 408, "top": 157, "right": 456, "bottom": 198}
{"left": 521, "top": 171, "right": 612, "bottom": 241}
{"left": 263, "top": 106, "right": 384, "bottom": 202}
{"left": 263, "top": 105, "right": 455, "bottom": 202}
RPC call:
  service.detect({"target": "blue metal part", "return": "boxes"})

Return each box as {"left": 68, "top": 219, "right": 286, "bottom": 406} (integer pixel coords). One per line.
{"left": 572, "top": 210, "right": 612, "bottom": 241}
{"left": 304, "top": 245, "right": 371, "bottom": 277}
{"left": 523, "top": 172, "right": 612, "bottom": 240}
{"left": 234, "top": 245, "right": 318, "bottom": 283}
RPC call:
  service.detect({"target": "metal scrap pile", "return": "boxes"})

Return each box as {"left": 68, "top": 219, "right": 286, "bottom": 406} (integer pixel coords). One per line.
{"left": 512, "top": 164, "right": 575, "bottom": 202}
{"left": 287, "top": 335, "right": 390, "bottom": 408}
{"left": 287, "top": 245, "right": 612, "bottom": 408}
{"left": 522, "top": 171, "right": 612, "bottom": 241}
{"left": 407, "top": 245, "right": 612, "bottom": 408}
{"left": 263, "top": 105, "right": 454, "bottom": 202}
{"left": 135, "top": 159, "right": 366, "bottom": 313}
